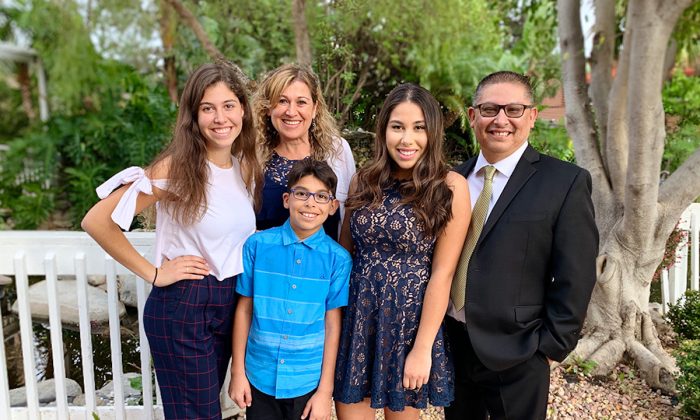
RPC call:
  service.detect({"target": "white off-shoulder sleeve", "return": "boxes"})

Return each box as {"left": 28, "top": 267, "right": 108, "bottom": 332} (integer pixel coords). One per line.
{"left": 96, "top": 167, "right": 154, "bottom": 231}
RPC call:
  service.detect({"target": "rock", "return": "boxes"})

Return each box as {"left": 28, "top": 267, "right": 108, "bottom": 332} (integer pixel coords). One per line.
{"left": 98, "top": 372, "right": 144, "bottom": 405}
{"left": 10, "top": 378, "right": 82, "bottom": 406}
{"left": 117, "top": 274, "right": 140, "bottom": 308}
{"left": 11, "top": 279, "right": 126, "bottom": 325}
{"left": 0, "top": 275, "right": 12, "bottom": 285}
{"left": 72, "top": 392, "right": 111, "bottom": 407}
{"left": 88, "top": 275, "right": 106, "bottom": 287}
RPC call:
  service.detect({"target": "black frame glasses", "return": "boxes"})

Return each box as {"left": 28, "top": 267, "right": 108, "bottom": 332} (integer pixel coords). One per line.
{"left": 474, "top": 103, "right": 534, "bottom": 118}
{"left": 289, "top": 188, "right": 335, "bottom": 204}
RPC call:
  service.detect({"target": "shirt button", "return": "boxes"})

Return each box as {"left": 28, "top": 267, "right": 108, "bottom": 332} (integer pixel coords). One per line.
{"left": 292, "top": 284, "right": 297, "bottom": 289}
{"left": 280, "top": 359, "right": 285, "bottom": 364}
{"left": 296, "top": 259, "right": 301, "bottom": 264}
{"left": 283, "top": 335, "right": 288, "bottom": 340}
{"left": 287, "top": 309, "right": 293, "bottom": 314}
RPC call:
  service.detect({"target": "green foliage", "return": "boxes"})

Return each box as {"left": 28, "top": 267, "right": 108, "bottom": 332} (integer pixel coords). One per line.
{"left": 662, "top": 73, "right": 700, "bottom": 174}
{"left": 666, "top": 290, "right": 700, "bottom": 341}
{"left": 564, "top": 355, "right": 597, "bottom": 377}
{"left": 673, "top": 2, "right": 700, "bottom": 69}
{"left": 1, "top": 65, "right": 175, "bottom": 229}
{"left": 12, "top": 0, "right": 102, "bottom": 113}
{"left": 674, "top": 339, "right": 700, "bottom": 418}
{"left": 492, "top": 0, "right": 561, "bottom": 100}
{"left": 311, "top": 0, "right": 512, "bottom": 130}
{"left": 128, "top": 374, "right": 143, "bottom": 391}
{"left": 530, "top": 121, "right": 576, "bottom": 162}
{"left": 0, "top": 131, "right": 57, "bottom": 229}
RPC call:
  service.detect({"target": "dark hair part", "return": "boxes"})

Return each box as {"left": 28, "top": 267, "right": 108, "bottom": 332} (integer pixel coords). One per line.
{"left": 473, "top": 71, "right": 534, "bottom": 105}
{"left": 346, "top": 83, "right": 453, "bottom": 238}
{"left": 287, "top": 158, "right": 338, "bottom": 196}
{"left": 150, "top": 61, "right": 263, "bottom": 225}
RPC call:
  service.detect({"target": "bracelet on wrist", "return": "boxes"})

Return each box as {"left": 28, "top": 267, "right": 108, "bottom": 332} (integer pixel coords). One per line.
{"left": 152, "top": 267, "right": 158, "bottom": 286}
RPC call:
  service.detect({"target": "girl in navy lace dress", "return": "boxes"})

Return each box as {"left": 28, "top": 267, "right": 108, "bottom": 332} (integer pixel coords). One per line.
{"left": 334, "top": 84, "right": 470, "bottom": 419}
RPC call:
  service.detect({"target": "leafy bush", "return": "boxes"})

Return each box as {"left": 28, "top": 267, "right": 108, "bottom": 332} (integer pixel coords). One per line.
{"left": 0, "top": 66, "right": 175, "bottom": 229}
{"left": 662, "top": 73, "right": 700, "bottom": 173}
{"left": 666, "top": 290, "right": 700, "bottom": 340}
{"left": 675, "top": 339, "right": 700, "bottom": 418}
{"left": 530, "top": 121, "right": 575, "bottom": 162}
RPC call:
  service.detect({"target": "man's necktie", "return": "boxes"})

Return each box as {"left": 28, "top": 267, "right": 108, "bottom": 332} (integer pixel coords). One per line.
{"left": 450, "top": 165, "right": 497, "bottom": 311}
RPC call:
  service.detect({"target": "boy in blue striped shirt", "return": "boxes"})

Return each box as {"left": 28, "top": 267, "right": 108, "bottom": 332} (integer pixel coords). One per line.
{"left": 229, "top": 159, "right": 352, "bottom": 420}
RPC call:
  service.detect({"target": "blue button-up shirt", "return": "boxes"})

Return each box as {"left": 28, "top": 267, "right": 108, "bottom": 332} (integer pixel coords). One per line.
{"left": 237, "top": 220, "right": 351, "bottom": 398}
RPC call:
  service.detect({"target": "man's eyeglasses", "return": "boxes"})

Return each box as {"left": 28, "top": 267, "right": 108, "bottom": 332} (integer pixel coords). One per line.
{"left": 474, "top": 103, "right": 534, "bottom": 118}
{"left": 289, "top": 188, "right": 334, "bottom": 204}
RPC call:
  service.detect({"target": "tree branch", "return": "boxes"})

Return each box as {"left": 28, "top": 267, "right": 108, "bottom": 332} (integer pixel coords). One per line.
{"left": 16, "top": 62, "right": 36, "bottom": 121}
{"left": 292, "top": 0, "right": 312, "bottom": 66}
{"left": 620, "top": 0, "right": 693, "bottom": 245}
{"left": 159, "top": 0, "right": 178, "bottom": 102}
{"left": 338, "top": 65, "right": 369, "bottom": 128}
{"left": 605, "top": 22, "right": 631, "bottom": 205}
{"left": 658, "top": 147, "right": 700, "bottom": 211}
{"left": 589, "top": 0, "right": 615, "bottom": 153}
{"left": 164, "top": 0, "right": 224, "bottom": 61}
{"left": 557, "top": 0, "right": 610, "bottom": 201}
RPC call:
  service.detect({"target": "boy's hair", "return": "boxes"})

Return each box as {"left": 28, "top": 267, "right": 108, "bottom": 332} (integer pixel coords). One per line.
{"left": 287, "top": 158, "right": 338, "bottom": 196}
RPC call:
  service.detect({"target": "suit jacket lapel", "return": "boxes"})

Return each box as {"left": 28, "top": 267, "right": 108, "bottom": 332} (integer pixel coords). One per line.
{"left": 478, "top": 146, "right": 540, "bottom": 244}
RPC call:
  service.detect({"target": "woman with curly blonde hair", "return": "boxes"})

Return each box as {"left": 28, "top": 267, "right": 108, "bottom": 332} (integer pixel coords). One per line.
{"left": 253, "top": 63, "right": 355, "bottom": 240}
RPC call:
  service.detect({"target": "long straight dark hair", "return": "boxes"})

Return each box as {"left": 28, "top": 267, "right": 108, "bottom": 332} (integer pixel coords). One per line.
{"left": 346, "top": 83, "right": 453, "bottom": 238}
{"left": 150, "top": 61, "right": 262, "bottom": 224}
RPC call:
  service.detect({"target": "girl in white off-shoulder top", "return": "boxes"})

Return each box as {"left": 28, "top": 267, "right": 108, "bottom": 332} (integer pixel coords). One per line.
{"left": 82, "top": 62, "right": 263, "bottom": 420}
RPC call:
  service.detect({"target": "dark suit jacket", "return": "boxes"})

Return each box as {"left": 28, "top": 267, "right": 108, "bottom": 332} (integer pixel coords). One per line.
{"left": 454, "top": 145, "right": 598, "bottom": 372}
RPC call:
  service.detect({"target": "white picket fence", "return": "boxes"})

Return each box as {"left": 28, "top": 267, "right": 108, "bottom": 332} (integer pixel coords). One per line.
{"left": 0, "top": 205, "right": 698, "bottom": 419}
{"left": 0, "top": 231, "right": 161, "bottom": 420}
{"left": 661, "top": 203, "right": 700, "bottom": 313}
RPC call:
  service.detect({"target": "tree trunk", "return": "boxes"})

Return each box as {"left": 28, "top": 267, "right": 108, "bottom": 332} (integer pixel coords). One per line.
{"left": 292, "top": 0, "right": 312, "bottom": 66}
{"left": 164, "top": 0, "right": 224, "bottom": 61}
{"left": 557, "top": 0, "right": 700, "bottom": 392}
{"left": 16, "top": 62, "right": 36, "bottom": 122}
{"left": 159, "top": 0, "right": 178, "bottom": 102}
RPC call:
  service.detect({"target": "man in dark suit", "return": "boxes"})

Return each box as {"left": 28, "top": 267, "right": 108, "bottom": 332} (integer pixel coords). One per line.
{"left": 444, "top": 71, "right": 598, "bottom": 419}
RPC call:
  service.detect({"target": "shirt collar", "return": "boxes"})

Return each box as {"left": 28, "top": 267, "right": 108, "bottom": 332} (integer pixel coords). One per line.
{"left": 474, "top": 141, "right": 529, "bottom": 179}
{"left": 281, "top": 219, "right": 326, "bottom": 249}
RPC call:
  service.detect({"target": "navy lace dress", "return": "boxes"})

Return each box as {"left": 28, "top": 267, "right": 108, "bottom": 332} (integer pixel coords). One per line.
{"left": 334, "top": 182, "right": 454, "bottom": 411}
{"left": 256, "top": 151, "right": 340, "bottom": 240}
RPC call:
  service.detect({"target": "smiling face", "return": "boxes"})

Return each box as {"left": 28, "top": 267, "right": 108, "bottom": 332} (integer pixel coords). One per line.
{"left": 269, "top": 80, "right": 318, "bottom": 144}
{"left": 468, "top": 81, "right": 537, "bottom": 163}
{"left": 197, "top": 82, "right": 244, "bottom": 154}
{"left": 283, "top": 174, "right": 338, "bottom": 240}
{"left": 385, "top": 101, "right": 428, "bottom": 178}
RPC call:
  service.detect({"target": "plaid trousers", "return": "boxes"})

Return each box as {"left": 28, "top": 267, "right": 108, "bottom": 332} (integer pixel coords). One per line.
{"left": 144, "top": 274, "right": 237, "bottom": 420}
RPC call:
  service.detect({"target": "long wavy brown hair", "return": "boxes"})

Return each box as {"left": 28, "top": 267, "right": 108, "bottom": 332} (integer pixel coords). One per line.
{"left": 150, "top": 61, "right": 262, "bottom": 225}
{"left": 346, "top": 83, "right": 453, "bottom": 238}
{"left": 253, "top": 63, "right": 341, "bottom": 163}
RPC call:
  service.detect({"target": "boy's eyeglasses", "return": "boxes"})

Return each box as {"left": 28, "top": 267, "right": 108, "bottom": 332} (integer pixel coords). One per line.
{"left": 289, "top": 188, "right": 334, "bottom": 204}
{"left": 474, "top": 103, "right": 534, "bottom": 118}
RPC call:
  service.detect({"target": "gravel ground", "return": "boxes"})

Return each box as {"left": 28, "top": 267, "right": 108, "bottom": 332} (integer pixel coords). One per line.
{"left": 338, "top": 364, "right": 682, "bottom": 419}
{"left": 233, "top": 365, "right": 682, "bottom": 419}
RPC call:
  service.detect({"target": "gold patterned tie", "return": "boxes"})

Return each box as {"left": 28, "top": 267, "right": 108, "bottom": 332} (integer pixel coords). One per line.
{"left": 450, "top": 165, "right": 497, "bottom": 311}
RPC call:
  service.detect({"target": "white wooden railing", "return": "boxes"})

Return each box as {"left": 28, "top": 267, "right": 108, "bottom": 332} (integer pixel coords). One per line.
{"left": 0, "top": 231, "right": 161, "bottom": 420}
{"left": 661, "top": 203, "right": 700, "bottom": 313}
